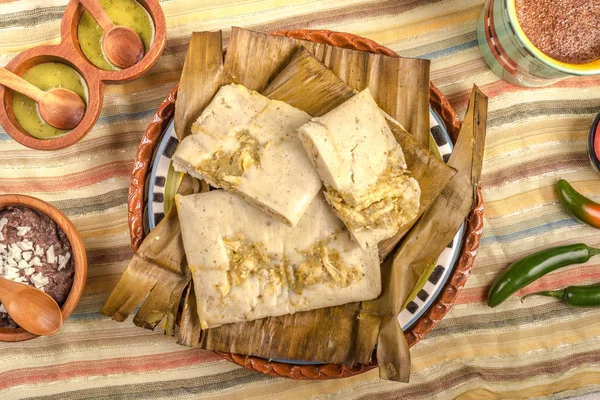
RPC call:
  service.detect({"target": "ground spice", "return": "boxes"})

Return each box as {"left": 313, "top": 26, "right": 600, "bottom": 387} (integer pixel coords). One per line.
{"left": 515, "top": 0, "right": 600, "bottom": 64}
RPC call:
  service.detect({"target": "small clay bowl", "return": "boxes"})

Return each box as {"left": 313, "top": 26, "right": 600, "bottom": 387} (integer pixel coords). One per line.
{"left": 587, "top": 112, "right": 600, "bottom": 176}
{"left": 0, "top": 0, "right": 166, "bottom": 151}
{"left": 0, "top": 194, "right": 87, "bottom": 342}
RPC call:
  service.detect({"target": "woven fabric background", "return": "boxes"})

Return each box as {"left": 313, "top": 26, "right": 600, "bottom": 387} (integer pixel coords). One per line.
{"left": 1, "top": 0, "right": 600, "bottom": 398}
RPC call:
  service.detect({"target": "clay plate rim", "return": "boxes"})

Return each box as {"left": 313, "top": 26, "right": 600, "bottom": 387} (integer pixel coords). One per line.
{"left": 127, "top": 29, "right": 484, "bottom": 379}
{"left": 0, "top": 194, "right": 88, "bottom": 342}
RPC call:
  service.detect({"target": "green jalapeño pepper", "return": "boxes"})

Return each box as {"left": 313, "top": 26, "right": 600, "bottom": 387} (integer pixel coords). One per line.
{"left": 487, "top": 243, "right": 600, "bottom": 308}
{"left": 524, "top": 282, "right": 600, "bottom": 307}
{"left": 556, "top": 179, "right": 600, "bottom": 229}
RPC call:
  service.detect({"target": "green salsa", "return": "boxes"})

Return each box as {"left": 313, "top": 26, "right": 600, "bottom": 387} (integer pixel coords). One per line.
{"left": 12, "top": 63, "right": 88, "bottom": 140}
{"left": 78, "top": 0, "right": 154, "bottom": 71}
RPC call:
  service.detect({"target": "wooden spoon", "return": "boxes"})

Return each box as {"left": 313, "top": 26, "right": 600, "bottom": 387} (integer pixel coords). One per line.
{"left": 0, "top": 277, "right": 63, "bottom": 336}
{"left": 78, "top": 0, "right": 145, "bottom": 69}
{"left": 0, "top": 67, "right": 85, "bottom": 130}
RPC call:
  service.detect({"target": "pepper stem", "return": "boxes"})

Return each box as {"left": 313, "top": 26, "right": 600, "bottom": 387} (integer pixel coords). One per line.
{"left": 590, "top": 247, "right": 600, "bottom": 257}
{"left": 521, "top": 289, "right": 565, "bottom": 303}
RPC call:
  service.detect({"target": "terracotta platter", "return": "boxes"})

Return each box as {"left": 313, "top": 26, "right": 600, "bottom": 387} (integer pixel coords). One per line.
{"left": 128, "top": 30, "right": 484, "bottom": 379}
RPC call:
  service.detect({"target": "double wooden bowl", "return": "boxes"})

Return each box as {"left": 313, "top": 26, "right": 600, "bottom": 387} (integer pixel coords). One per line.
{"left": 129, "top": 29, "right": 485, "bottom": 379}
{"left": 0, "top": 0, "right": 166, "bottom": 150}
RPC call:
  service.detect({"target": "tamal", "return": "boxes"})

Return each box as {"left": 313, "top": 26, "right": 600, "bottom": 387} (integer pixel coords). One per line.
{"left": 175, "top": 190, "right": 381, "bottom": 329}
{"left": 173, "top": 84, "right": 322, "bottom": 226}
{"left": 298, "top": 89, "right": 421, "bottom": 248}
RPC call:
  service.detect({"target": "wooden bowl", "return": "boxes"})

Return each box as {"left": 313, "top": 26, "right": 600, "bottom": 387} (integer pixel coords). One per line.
{"left": 128, "top": 30, "right": 484, "bottom": 379}
{"left": 0, "top": 0, "right": 166, "bottom": 151}
{"left": 0, "top": 194, "right": 88, "bottom": 342}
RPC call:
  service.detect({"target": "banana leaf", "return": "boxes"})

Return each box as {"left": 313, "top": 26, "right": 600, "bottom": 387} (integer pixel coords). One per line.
{"left": 100, "top": 207, "right": 189, "bottom": 336}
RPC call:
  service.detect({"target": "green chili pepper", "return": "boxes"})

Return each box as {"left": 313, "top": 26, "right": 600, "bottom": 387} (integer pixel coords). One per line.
{"left": 523, "top": 282, "right": 600, "bottom": 307}
{"left": 487, "top": 243, "right": 600, "bottom": 308}
{"left": 556, "top": 179, "right": 600, "bottom": 229}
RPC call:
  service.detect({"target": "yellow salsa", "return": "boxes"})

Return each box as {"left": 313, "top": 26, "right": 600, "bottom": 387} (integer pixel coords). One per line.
{"left": 12, "top": 62, "right": 88, "bottom": 139}
{"left": 78, "top": 0, "right": 154, "bottom": 71}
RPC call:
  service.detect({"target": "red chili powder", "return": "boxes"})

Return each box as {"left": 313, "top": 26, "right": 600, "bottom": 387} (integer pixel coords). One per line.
{"left": 515, "top": 0, "right": 600, "bottom": 65}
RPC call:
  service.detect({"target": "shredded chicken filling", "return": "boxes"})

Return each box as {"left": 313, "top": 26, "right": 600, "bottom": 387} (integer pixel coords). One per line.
{"left": 325, "top": 157, "right": 420, "bottom": 231}
{"left": 196, "top": 130, "right": 263, "bottom": 188}
{"left": 222, "top": 236, "right": 283, "bottom": 296}
{"left": 221, "top": 235, "right": 360, "bottom": 296}
{"left": 292, "top": 241, "right": 360, "bottom": 292}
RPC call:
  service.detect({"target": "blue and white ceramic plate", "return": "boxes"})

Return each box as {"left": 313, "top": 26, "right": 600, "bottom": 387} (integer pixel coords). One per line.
{"left": 146, "top": 121, "right": 179, "bottom": 228}
{"left": 143, "top": 107, "right": 464, "bottom": 350}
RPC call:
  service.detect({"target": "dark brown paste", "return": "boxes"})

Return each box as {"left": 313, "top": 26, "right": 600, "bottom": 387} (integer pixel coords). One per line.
{"left": 0, "top": 206, "right": 74, "bottom": 329}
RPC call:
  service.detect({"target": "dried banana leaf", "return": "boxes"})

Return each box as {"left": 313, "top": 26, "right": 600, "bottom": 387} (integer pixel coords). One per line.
{"left": 102, "top": 32, "right": 223, "bottom": 331}
{"left": 378, "top": 121, "right": 456, "bottom": 259}
{"left": 265, "top": 33, "right": 431, "bottom": 146}
{"left": 100, "top": 207, "right": 190, "bottom": 335}
{"left": 262, "top": 47, "right": 354, "bottom": 116}
{"left": 201, "top": 302, "right": 381, "bottom": 363}
{"left": 178, "top": 282, "right": 201, "bottom": 347}
{"left": 174, "top": 31, "right": 224, "bottom": 141}
{"left": 373, "top": 86, "right": 488, "bottom": 381}
{"left": 192, "top": 39, "right": 453, "bottom": 367}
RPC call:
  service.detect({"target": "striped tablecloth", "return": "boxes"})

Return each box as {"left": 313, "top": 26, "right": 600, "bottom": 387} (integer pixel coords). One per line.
{"left": 2, "top": 1, "right": 600, "bottom": 398}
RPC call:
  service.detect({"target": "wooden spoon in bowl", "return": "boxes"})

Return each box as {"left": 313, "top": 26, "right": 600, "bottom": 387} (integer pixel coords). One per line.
{"left": 78, "top": 0, "right": 145, "bottom": 69}
{"left": 0, "top": 67, "right": 86, "bottom": 130}
{"left": 0, "top": 277, "right": 63, "bottom": 336}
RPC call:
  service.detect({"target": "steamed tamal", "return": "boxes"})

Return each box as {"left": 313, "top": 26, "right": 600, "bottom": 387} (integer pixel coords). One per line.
{"left": 175, "top": 190, "right": 380, "bottom": 329}
{"left": 172, "top": 84, "right": 322, "bottom": 226}
{"left": 298, "top": 89, "right": 421, "bottom": 249}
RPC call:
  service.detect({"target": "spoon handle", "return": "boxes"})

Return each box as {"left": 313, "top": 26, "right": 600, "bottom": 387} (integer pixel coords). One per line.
{"left": 78, "top": 0, "right": 114, "bottom": 31}
{"left": 0, "top": 67, "right": 46, "bottom": 103}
